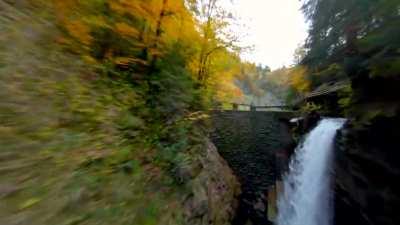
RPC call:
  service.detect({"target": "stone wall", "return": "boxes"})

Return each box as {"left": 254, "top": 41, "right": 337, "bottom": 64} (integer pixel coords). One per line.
{"left": 210, "top": 111, "right": 295, "bottom": 225}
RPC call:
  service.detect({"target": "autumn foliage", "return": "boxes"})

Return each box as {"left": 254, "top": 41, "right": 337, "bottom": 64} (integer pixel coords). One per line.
{"left": 53, "top": 0, "right": 244, "bottom": 104}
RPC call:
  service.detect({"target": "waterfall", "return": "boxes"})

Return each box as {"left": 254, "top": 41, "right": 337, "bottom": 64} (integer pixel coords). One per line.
{"left": 277, "top": 118, "right": 346, "bottom": 225}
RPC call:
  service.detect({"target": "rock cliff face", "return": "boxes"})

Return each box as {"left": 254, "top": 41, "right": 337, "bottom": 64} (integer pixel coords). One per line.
{"left": 334, "top": 115, "right": 400, "bottom": 225}
{"left": 183, "top": 140, "right": 241, "bottom": 225}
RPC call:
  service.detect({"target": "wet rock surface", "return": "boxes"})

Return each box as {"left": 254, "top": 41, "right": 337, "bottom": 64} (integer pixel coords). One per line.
{"left": 210, "top": 111, "right": 295, "bottom": 225}
{"left": 334, "top": 115, "right": 400, "bottom": 225}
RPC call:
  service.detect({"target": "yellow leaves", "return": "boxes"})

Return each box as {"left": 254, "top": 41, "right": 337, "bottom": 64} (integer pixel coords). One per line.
{"left": 164, "top": 11, "right": 201, "bottom": 45}
{"left": 85, "top": 15, "right": 109, "bottom": 28}
{"left": 109, "top": 0, "right": 162, "bottom": 28}
{"left": 110, "top": 0, "right": 198, "bottom": 44}
{"left": 65, "top": 20, "right": 92, "bottom": 45}
{"left": 166, "top": 0, "right": 185, "bottom": 13}
{"left": 214, "top": 80, "right": 244, "bottom": 103}
{"left": 115, "top": 22, "right": 140, "bottom": 38}
{"left": 51, "top": 0, "right": 244, "bottom": 104}
{"left": 19, "top": 198, "right": 41, "bottom": 210}
{"left": 108, "top": 0, "right": 145, "bottom": 17}
{"left": 82, "top": 55, "right": 98, "bottom": 65}
{"left": 290, "top": 66, "right": 311, "bottom": 93}
{"left": 210, "top": 62, "right": 244, "bottom": 102}
{"left": 53, "top": 0, "right": 77, "bottom": 20}
{"left": 54, "top": 0, "right": 91, "bottom": 46}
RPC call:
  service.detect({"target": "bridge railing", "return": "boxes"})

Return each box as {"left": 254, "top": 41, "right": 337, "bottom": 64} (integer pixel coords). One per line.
{"left": 217, "top": 103, "right": 292, "bottom": 111}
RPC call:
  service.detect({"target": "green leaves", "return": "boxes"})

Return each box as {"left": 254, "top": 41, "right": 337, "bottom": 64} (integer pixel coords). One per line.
{"left": 300, "top": 0, "right": 400, "bottom": 120}
{"left": 117, "top": 112, "right": 145, "bottom": 130}
{"left": 369, "top": 57, "right": 400, "bottom": 78}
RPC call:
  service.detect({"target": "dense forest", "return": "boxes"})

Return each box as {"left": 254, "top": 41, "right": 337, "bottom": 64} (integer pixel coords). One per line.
{"left": 0, "top": 0, "right": 247, "bottom": 224}
{"left": 1, "top": 0, "right": 400, "bottom": 225}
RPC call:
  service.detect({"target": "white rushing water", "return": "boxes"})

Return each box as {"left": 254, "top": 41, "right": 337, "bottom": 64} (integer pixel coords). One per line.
{"left": 277, "top": 118, "right": 346, "bottom": 225}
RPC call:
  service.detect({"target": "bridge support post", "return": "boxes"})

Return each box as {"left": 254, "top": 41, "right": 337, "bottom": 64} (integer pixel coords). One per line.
{"left": 232, "top": 103, "right": 238, "bottom": 111}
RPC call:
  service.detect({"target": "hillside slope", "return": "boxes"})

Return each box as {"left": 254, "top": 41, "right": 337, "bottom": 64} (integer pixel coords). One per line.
{"left": 0, "top": 2, "right": 240, "bottom": 225}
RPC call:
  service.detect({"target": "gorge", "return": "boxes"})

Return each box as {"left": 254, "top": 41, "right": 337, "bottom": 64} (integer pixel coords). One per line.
{"left": 1, "top": 1, "right": 399, "bottom": 225}
{"left": 277, "top": 118, "right": 346, "bottom": 225}
{"left": 211, "top": 108, "right": 400, "bottom": 225}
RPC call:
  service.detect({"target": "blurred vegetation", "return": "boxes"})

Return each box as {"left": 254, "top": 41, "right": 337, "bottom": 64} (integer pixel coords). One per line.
{"left": 299, "top": 102, "right": 322, "bottom": 115}
{"left": 0, "top": 0, "right": 248, "bottom": 224}
{"left": 3, "top": 0, "right": 399, "bottom": 223}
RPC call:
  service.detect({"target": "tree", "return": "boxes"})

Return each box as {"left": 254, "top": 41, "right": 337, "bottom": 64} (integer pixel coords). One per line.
{"left": 301, "top": 0, "right": 400, "bottom": 72}
{"left": 300, "top": 0, "right": 400, "bottom": 116}
{"left": 293, "top": 44, "right": 306, "bottom": 65}
{"left": 189, "top": 0, "right": 242, "bottom": 86}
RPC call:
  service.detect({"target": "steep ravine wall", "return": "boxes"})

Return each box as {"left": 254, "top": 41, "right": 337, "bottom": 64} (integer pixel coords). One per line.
{"left": 334, "top": 116, "right": 400, "bottom": 225}
{"left": 182, "top": 140, "right": 242, "bottom": 225}
{"left": 210, "top": 111, "right": 295, "bottom": 225}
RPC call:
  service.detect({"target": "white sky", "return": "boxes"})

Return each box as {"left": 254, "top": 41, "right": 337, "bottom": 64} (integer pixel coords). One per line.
{"left": 222, "top": 0, "right": 308, "bottom": 70}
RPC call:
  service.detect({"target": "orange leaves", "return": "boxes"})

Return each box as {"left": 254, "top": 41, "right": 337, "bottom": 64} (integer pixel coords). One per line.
{"left": 64, "top": 20, "right": 93, "bottom": 45}
{"left": 214, "top": 80, "right": 244, "bottom": 103}
{"left": 233, "top": 87, "right": 244, "bottom": 98}
{"left": 114, "top": 22, "right": 140, "bottom": 38}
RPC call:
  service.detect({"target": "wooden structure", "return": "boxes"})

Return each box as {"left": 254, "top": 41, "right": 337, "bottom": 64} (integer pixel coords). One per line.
{"left": 306, "top": 80, "right": 349, "bottom": 99}
{"left": 293, "top": 79, "right": 350, "bottom": 107}
{"left": 222, "top": 79, "right": 350, "bottom": 111}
